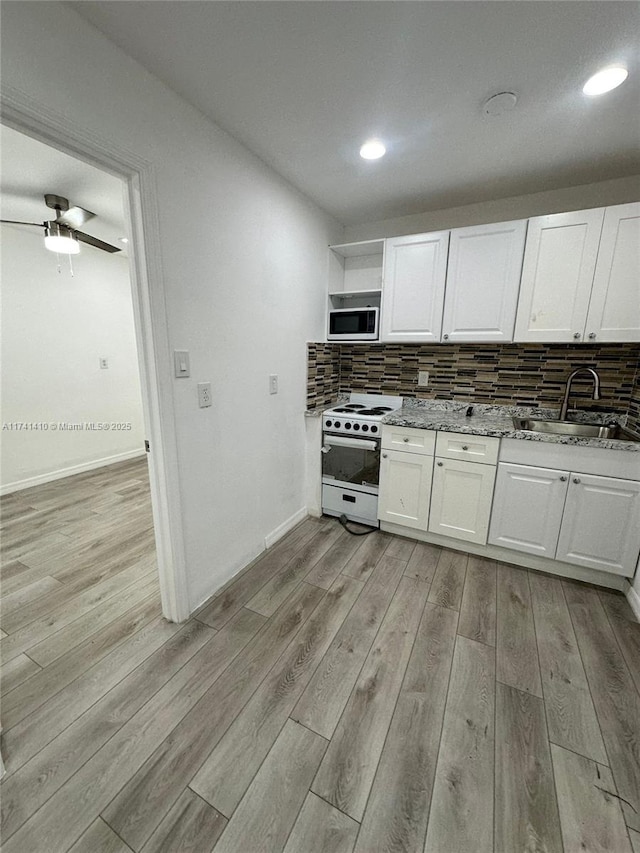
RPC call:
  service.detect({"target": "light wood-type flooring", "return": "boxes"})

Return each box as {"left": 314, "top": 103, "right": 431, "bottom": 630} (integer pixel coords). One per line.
{"left": 2, "top": 458, "right": 640, "bottom": 852}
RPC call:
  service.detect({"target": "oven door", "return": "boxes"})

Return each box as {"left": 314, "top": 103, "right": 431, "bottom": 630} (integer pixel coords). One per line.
{"left": 321, "top": 433, "right": 380, "bottom": 494}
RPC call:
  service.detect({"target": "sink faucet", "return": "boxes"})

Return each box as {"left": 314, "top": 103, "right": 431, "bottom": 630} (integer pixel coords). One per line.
{"left": 559, "top": 367, "right": 601, "bottom": 420}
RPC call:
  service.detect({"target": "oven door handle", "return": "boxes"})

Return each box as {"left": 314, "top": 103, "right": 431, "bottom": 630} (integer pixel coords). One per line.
{"left": 323, "top": 435, "right": 378, "bottom": 451}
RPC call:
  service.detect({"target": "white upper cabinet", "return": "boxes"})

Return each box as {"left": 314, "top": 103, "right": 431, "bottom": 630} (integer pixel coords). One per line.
{"left": 381, "top": 231, "right": 449, "bottom": 343}
{"left": 514, "top": 208, "right": 605, "bottom": 343}
{"left": 442, "top": 220, "right": 527, "bottom": 343}
{"left": 585, "top": 202, "right": 640, "bottom": 342}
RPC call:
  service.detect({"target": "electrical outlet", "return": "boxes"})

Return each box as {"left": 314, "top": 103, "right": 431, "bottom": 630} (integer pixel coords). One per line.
{"left": 99, "top": 357, "right": 109, "bottom": 369}
{"left": 269, "top": 374, "right": 278, "bottom": 395}
{"left": 197, "top": 381, "right": 212, "bottom": 408}
{"left": 418, "top": 370, "right": 429, "bottom": 387}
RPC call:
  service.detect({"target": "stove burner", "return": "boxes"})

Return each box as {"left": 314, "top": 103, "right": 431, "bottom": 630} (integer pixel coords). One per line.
{"left": 356, "top": 407, "right": 393, "bottom": 415}
{"left": 332, "top": 407, "right": 353, "bottom": 413}
{"left": 347, "top": 404, "right": 366, "bottom": 409}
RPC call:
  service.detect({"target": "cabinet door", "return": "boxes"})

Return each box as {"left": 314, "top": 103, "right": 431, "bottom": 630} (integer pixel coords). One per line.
{"left": 378, "top": 449, "right": 433, "bottom": 530}
{"left": 442, "top": 219, "right": 527, "bottom": 342}
{"left": 428, "top": 459, "right": 496, "bottom": 545}
{"left": 556, "top": 473, "right": 640, "bottom": 576}
{"left": 381, "top": 231, "right": 449, "bottom": 343}
{"left": 585, "top": 202, "right": 640, "bottom": 343}
{"left": 488, "top": 463, "right": 569, "bottom": 557}
{"left": 514, "top": 209, "right": 604, "bottom": 342}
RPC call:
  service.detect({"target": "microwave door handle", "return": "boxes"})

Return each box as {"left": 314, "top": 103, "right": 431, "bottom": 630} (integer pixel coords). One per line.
{"left": 324, "top": 436, "right": 378, "bottom": 451}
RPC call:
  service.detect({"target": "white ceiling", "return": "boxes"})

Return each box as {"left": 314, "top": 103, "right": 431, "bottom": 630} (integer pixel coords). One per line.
{"left": 0, "top": 124, "right": 127, "bottom": 249}
{"left": 72, "top": 2, "right": 640, "bottom": 226}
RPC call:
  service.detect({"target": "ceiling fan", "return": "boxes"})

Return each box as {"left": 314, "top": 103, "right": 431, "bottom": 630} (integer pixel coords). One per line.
{"left": 0, "top": 193, "right": 122, "bottom": 254}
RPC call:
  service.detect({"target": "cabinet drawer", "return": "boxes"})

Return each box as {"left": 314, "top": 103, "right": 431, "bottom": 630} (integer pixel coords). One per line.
{"left": 381, "top": 425, "right": 436, "bottom": 455}
{"left": 435, "top": 431, "right": 499, "bottom": 464}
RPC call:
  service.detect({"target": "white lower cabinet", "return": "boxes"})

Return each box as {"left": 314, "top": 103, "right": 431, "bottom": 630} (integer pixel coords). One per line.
{"left": 556, "top": 473, "right": 640, "bottom": 576}
{"left": 376, "top": 426, "right": 640, "bottom": 581}
{"left": 378, "top": 448, "right": 433, "bottom": 530}
{"left": 428, "top": 458, "right": 497, "bottom": 545}
{"left": 488, "top": 462, "right": 640, "bottom": 577}
{"left": 488, "top": 463, "right": 569, "bottom": 557}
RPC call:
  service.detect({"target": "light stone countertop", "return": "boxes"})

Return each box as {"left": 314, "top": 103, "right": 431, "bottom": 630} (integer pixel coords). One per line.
{"left": 305, "top": 397, "right": 640, "bottom": 451}
{"left": 382, "top": 400, "right": 640, "bottom": 453}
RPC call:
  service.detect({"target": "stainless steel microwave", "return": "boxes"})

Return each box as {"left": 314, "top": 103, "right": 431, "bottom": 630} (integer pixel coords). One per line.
{"left": 327, "top": 306, "right": 379, "bottom": 341}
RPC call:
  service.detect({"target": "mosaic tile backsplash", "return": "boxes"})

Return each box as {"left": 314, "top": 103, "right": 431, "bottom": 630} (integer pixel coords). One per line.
{"left": 629, "top": 369, "right": 640, "bottom": 432}
{"left": 308, "top": 342, "right": 640, "bottom": 425}
{"left": 306, "top": 343, "right": 341, "bottom": 409}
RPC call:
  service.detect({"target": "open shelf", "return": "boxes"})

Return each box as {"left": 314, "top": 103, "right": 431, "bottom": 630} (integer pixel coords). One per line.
{"left": 329, "top": 239, "right": 384, "bottom": 259}
{"left": 328, "top": 288, "right": 382, "bottom": 299}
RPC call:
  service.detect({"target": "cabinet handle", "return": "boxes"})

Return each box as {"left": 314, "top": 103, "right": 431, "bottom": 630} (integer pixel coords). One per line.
{"left": 573, "top": 332, "right": 581, "bottom": 339}
{"left": 437, "top": 461, "right": 443, "bottom": 467}
{"left": 573, "top": 477, "right": 581, "bottom": 484}
{"left": 462, "top": 445, "right": 469, "bottom": 451}
{"left": 559, "top": 476, "right": 567, "bottom": 482}
{"left": 588, "top": 332, "right": 596, "bottom": 339}
{"left": 443, "top": 334, "right": 449, "bottom": 340}
{"left": 382, "top": 453, "right": 388, "bottom": 458}
{"left": 403, "top": 437, "right": 409, "bottom": 442}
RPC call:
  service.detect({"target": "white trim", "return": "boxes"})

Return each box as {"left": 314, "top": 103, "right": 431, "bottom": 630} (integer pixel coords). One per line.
{"left": 0, "top": 450, "right": 146, "bottom": 495}
{"left": 1, "top": 84, "right": 190, "bottom": 623}
{"left": 380, "top": 520, "right": 628, "bottom": 591}
{"left": 626, "top": 582, "right": 640, "bottom": 620}
{"left": 265, "top": 508, "right": 308, "bottom": 549}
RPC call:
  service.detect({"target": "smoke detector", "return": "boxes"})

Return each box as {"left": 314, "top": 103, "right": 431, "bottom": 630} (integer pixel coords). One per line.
{"left": 483, "top": 92, "right": 518, "bottom": 117}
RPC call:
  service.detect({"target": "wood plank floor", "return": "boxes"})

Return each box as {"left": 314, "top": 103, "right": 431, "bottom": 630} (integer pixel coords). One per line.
{"left": 2, "top": 462, "right": 639, "bottom": 852}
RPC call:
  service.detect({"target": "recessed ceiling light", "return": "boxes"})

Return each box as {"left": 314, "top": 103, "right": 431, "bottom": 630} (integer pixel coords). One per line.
{"left": 118, "top": 236, "right": 129, "bottom": 244}
{"left": 360, "top": 139, "right": 386, "bottom": 160}
{"left": 583, "top": 66, "right": 628, "bottom": 97}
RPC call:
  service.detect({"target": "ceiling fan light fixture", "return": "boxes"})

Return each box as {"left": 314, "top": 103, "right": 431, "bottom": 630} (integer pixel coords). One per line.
{"left": 583, "top": 66, "right": 628, "bottom": 96}
{"left": 44, "top": 222, "right": 80, "bottom": 254}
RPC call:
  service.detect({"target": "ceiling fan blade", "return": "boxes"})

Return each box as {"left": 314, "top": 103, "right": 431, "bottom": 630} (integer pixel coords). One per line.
{"left": 75, "top": 231, "right": 122, "bottom": 253}
{"left": 57, "top": 206, "right": 96, "bottom": 229}
{"left": 0, "top": 219, "right": 44, "bottom": 227}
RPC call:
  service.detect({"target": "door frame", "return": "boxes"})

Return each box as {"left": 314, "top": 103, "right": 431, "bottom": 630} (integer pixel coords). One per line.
{"left": 1, "top": 86, "right": 190, "bottom": 622}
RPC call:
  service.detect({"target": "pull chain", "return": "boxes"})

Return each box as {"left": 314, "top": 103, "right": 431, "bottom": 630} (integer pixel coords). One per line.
{"left": 68, "top": 253, "right": 74, "bottom": 277}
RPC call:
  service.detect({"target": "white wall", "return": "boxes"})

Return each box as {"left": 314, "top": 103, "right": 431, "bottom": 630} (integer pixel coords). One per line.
{"left": 1, "top": 225, "right": 145, "bottom": 491}
{"left": 344, "top": 175, "right": 640, "bottom": 241}
{"left": 0, "top": 2, "right": 341, "bottom": 610}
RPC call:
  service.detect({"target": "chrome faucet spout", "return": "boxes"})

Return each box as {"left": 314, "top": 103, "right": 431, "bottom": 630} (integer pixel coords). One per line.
{"left": 559, "top": 367, "right": 602, "bottom": 421}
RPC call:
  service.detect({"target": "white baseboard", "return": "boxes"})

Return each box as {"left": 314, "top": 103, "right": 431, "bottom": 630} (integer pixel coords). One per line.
{"left": 0, "top": 449, "right": 146, "bottom": 495}
{"left": 380, "top": 521, "right": 628, "bottom": 592}
{"left": 265, "top": 507, "right": 308, "bottom": 549}
{"left": 626, "top": 582, "right": 640, "bottom": 621}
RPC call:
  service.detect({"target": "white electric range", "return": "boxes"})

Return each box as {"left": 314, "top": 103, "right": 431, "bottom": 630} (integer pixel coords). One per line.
{"left": 321, "top": 393, "right": 403, "bottom": 526}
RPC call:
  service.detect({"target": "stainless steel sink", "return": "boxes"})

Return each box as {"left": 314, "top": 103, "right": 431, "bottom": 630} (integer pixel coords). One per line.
{"left": 512, "top": 417, "right": 640, "bottom": 442}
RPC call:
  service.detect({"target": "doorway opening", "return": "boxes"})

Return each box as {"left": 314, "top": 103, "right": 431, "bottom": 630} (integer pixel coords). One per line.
{"left": 0, "top": 120, "right": 186, "bottom": 663}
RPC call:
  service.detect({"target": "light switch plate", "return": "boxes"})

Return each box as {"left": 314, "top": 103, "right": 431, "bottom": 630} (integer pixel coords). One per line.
{"left": 269, "top": 374, "right": 278, "bottom": 395}
{"left": 174, "top": 350, "right": 190, "bottom": 378}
